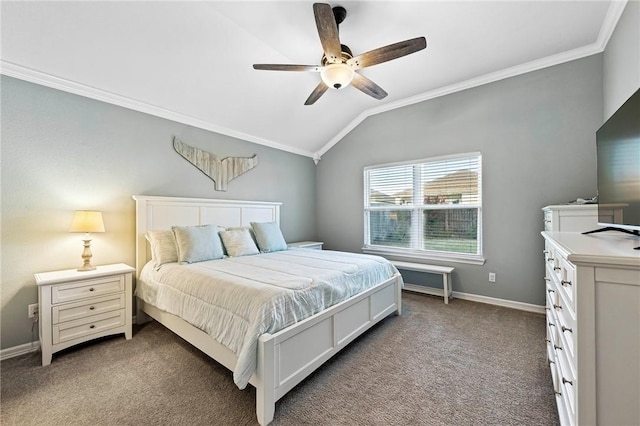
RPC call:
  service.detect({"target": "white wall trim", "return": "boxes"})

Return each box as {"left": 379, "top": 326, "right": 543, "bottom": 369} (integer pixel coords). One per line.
{"left": 596, "top": 0, "right": 629, "bottom": 51}
{"left": 0, "top": 61, "right": 316, "bottom": 160}
{"left": 314, "top": 1, "right": 627, "bottom": 160}
{"left": 0, "top": 0, "right": 625, "bottom": 164}
{"left": 403, "top": 285, "right": 545, "bottom": 314}
{"left": 1, "top": 315, "right": 139, "bottom": 361}
{"left": 451, "top": 290, "right": 545, "bottom": 314}
{"left": 315, "top": 44, "right": 604, "bottom": 159}
{"left": 0, "top": 292, "right": 541, "bottom": 360}
{"left": 0, "top": 341, "right": 40, "bottom": 361}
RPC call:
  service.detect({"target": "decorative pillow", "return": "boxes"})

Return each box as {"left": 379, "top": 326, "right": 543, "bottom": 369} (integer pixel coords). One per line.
{"left": 219, "top": 228, "right": 260, "bottom": 257}
{"left": 251, "top": 222, "right": 287, "bottom": 253}
{"left": 172, "top": 225, "right": 225, "bottom": 264}
{"left": 227, "top": 226, "right": 258, "bottom": 243}
{"left": 145, "top": 230, "right": 178, "bottom": 268}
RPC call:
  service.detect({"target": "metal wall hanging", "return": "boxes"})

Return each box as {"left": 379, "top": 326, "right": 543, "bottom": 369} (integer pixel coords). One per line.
{"left": 173, "top": 137, "right": 258, "bottom": 191}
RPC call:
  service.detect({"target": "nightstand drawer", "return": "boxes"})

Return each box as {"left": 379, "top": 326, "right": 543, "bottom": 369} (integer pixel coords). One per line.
{"left": 52, "top": 276, "right": 124, "bottom": 304}
{"left": 53, "top": 310, "right": 125, "bottom": 344}
{"left": 53, "top": 294, "right": 125, "bottom": 324}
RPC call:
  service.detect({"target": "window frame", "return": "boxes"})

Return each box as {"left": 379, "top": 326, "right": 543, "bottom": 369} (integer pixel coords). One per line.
{"left": 362, "top": 152, "right": 485, "bottom": 265}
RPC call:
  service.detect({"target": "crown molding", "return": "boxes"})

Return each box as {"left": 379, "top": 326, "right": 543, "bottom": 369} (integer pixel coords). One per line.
{"left": 596, "top": 0, "right": 628, "bottom": 50}
{"left": 1, "top": 1, "right": 626, "bottom": 164}
{"left": 313, "top": 0, "right": 628, "bottom": 160}
{"left": 0, "top": 61, "right": 316, "bottom": 159}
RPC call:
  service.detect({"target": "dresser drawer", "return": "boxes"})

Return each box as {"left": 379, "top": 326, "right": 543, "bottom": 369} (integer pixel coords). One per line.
{"left": 51, "top": 276, "right": 124, "bottom": 304}
{"left": 53, "top": 310, "right": 125, "bottom": 344}
{"left": 557, "top": 257, "right": 575, "bottom": 311}
{"left": 52, "top": 294, "right": 125, "bottom": 324}
{"left": 557, "top": 347, "right": 577, "bottom": 423}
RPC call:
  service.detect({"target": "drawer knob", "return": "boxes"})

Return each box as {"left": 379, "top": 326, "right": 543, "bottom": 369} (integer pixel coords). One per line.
{"left": 545, "top": 338, "right": 551, "bottom": 343}
{"left": 89, "top": 287, "right": 95, "bottom": 292}
{"left": 555, "top": 391, "right": 562, "bottom": 396}
{"left": 561, "top": 326, "right": 573, "bottom": 333}
{"left": 547, "top": 257, "right": 555, "bottom": 262}
{"left": 548, "top": 359, "right": 555, "bottom": 365}
{"left": 89, "top": 324, "right": 95, "bottom": 329}
{"left": 544, "top": 220, "right": 551, "bottom": 224}
{"left": 543, "top": 250, "right": 549, "bottom": 254}
{"left": 562, "top": 377, "right": 573, "bottom": 386}
{"left": 554, "top": 344, "right": 562, "bottom": 350}
{"left": 561, "top": 280, "right": 572, "bottom": 287}
{"left": 553, "top": 266, "right": 561, "bottom": 271}
{"left": 553, "top": 304, "right": 562, "bottom": 310}
{"left": 547, "top": 288, "right": 555, "bottom": 294}
{"left": 89, "top": 306, "right": 95, "bottom": 310}
{"left": 548, "top": 322, "right": 555, "bottom": 327}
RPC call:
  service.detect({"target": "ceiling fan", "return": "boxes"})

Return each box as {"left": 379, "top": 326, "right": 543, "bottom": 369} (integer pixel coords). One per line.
{"left": 253, "top": 3, "right": 427, "bottom": 105}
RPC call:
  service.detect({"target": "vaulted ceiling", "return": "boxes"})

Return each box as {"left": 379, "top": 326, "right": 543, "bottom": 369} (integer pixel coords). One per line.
{"left": 1, "top": 1, "right": 625, "bottom": 160}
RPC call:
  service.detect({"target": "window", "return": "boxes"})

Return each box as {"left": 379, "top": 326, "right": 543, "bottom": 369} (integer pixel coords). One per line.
{"left": 363, "top": 152, "right": 483, "bottom": 264}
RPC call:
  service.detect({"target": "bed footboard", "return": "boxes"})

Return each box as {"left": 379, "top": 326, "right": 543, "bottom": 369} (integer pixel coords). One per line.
{"left": 254, "top": 273, "right": 402, "bottom": 425}
{"left": 139, "top": 274, "right": 401, "bottom": 426}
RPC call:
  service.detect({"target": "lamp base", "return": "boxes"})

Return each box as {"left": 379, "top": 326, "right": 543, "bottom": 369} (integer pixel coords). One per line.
{"left": 77, "top": 238, "right": 96, "bottom": 272}
{"left": 77, "top": 264, "right": 97, "bottom": 272}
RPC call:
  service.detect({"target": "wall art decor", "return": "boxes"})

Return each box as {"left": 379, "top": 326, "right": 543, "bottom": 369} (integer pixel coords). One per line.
{"left": 173, "top": 137, "right": 258, "bottom": 191}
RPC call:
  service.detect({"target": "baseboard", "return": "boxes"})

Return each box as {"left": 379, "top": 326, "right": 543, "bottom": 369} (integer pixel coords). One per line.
{"left": 1, "top": 315, "right": 139, "bottom": 362}
{"left": 452, "top": 291, "right": 545, "bottom": 314}
{"left": 1, "top": 297, "right": 543, "bottom": 362}
{"left": 0, "top": 341, "right": 40, "bottom": 361}
{"left": 402, "top": 284, "right": 545, "bottom": 314}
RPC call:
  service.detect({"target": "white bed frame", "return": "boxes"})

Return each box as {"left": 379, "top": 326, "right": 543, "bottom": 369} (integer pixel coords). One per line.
{"left": 133, "top": 195, "right": 402, "bottom": 425}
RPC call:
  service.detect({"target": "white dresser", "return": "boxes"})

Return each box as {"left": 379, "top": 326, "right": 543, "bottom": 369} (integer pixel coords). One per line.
{"left": 35, "top": 263, "right": 135, "bottom": 366}
{"left": 542, "top": 204, "right": 624, "bottom": 232}
{"left": 542, "top": 231, "right": 640, "bottom": 426}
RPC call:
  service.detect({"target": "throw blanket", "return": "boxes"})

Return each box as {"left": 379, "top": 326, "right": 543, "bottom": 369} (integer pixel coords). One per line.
{"left": 137, "top": 249, "right": 400, "bottom": 388}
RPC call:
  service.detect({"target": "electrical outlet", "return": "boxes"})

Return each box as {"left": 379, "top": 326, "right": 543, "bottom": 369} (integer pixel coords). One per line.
{"left": 28, "top": 303, "right": 38, "bottom": 318}
{"left": 489, "top": 272, "right": 496, "bottom": 283}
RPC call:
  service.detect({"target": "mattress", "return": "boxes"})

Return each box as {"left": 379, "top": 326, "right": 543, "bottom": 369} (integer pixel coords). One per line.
{"left": 137, "top": 248, "right": 400, "bottom": 388}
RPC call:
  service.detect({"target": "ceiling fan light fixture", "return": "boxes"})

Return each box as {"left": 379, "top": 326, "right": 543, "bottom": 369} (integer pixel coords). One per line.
{"left": 320, "top": 63, "right": 354, "bottom": 90}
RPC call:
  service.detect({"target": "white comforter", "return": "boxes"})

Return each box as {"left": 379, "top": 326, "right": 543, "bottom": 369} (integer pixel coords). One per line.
{"left": 137, "top": 249, "right": 400, "bottom": 389}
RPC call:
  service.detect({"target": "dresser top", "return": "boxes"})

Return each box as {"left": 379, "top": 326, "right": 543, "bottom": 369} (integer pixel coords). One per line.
{"left": 34, "top": 263, "right": 135, "bottom": 285}
{"left": 542, "top": 231, "right": 640, "bottom": 268}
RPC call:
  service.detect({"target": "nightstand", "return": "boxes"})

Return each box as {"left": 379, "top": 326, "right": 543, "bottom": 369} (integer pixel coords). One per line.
{"left": 288, "top": 241, "right": 324, "bottom": 250}
{"left": 35, "top": 263, "right": 135, "bottom": 366}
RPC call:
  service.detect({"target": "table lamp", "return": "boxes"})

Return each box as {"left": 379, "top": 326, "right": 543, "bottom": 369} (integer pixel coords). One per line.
{"left": 69, "top": 210, "right": 105, "bottom": 271}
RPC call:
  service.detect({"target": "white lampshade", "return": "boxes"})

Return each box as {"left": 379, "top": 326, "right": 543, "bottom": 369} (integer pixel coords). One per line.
{"left": 321, "top": 63, "right": 355, "bottom": 90}
{"left": 69, "top": 211, "right": 105, "bottom": 233}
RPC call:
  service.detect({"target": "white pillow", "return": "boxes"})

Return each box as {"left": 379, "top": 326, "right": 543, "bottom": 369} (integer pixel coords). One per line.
{"left": 172, "top": 225, "right": 225, "bottom": 264}
{"left": 219, "top": 228, "right": 260, "bottom": 257}
{"left": 251, "top": 222, "right": 287, "bottom": 253}
{"left": 145, "top": 230, "right": 178, "bottom": 268}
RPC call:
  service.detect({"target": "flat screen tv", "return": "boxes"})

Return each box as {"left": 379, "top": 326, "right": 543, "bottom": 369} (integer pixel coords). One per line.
{"left": 592, "top": 87, "right": 640, "bottom": 237}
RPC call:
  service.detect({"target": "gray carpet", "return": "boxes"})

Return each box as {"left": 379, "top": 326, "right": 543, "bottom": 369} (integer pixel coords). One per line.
{"left": 1, "top": 292, "right": 559, "bottom": 425}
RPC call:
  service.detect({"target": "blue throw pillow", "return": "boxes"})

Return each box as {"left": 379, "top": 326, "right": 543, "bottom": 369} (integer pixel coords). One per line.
{"left": 250, "top": 222, "right": 287, "bottom": 253}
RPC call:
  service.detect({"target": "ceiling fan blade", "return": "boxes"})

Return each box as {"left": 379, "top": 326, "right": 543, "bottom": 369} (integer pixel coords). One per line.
{"left": 304, "top": 81, "right": 329, "bottom": 105}
{"left": 313, "top": 3, "right": 342, "bottom": 63}
{"left": 253, "top": 64, "right": 321, "bottom": 72}
{"left": 351, "top": 73, "right": 388, "bottom": 100}
{"left": 347, "top": 37, "right": 427, "bottom": 70}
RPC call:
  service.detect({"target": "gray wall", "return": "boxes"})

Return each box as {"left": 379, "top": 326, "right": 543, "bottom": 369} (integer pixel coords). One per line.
{"left": 316, "top": 54, "right": 604, "bottom": 306}
{"left": 1, "top": 76, "right": 317, "bottom": 349}
{"left": 603, "top": 0, "right": 640, "bottom": 119}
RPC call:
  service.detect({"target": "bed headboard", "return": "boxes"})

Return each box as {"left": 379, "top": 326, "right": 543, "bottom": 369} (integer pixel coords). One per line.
{"left": 132, "top": 195, "right": 281, "bottom": 278}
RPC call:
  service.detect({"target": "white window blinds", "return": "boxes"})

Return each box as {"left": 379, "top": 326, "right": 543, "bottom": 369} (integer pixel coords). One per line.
{"left": 364, "top": 153, "right": 482, "bottom": 261}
